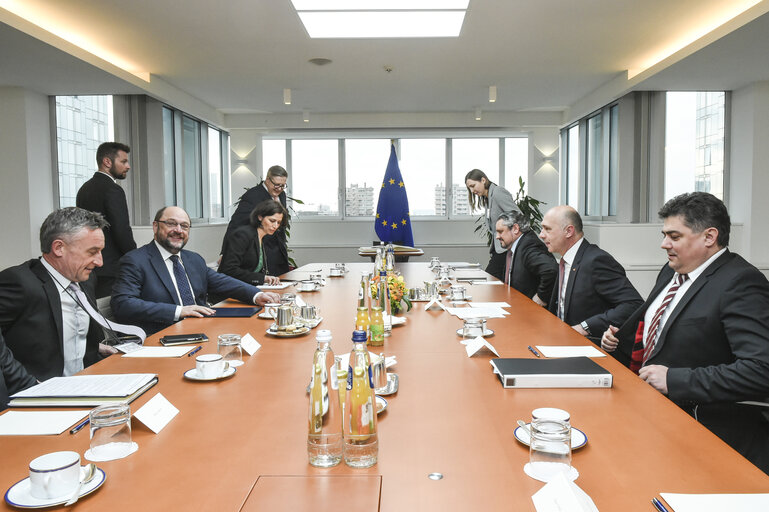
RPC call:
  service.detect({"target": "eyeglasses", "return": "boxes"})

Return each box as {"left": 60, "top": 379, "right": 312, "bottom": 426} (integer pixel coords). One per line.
{"left": 157, "top": 219, "right": 191, "bottom": 231}
{"left": 267, "top": 177, "right": 287, "bottom": 190}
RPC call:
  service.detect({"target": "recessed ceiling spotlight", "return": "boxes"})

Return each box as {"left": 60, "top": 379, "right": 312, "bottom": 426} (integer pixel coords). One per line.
{"left": 309, "top": 58, "right": 333, "bottom": 66}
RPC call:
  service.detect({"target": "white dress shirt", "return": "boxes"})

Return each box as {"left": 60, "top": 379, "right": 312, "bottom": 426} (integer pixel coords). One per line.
{"left": 642, "top": 247, "right": 727, "bottom": 346}
{"left": 39, "top": 257, "right": 89, "bottom": 376}
{"left": 154, "top": 241, "right": 197, "bottom": 321}
{"left": 557, "top": 237, "right": 585, "bottom": 320}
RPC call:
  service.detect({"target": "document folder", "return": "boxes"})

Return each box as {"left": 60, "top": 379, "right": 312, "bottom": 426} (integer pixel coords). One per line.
{"left": 490, "top": 357, "right": 612, "bottom": 389}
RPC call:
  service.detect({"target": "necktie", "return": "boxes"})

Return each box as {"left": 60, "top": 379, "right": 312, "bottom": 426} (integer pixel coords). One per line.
{"left": 557, "top": 258, "right": 566, "bottom": 320}
{"left": 171, "top": 255, "right": 196, "bottom": 306}
{"left": 67, "top": 283, "right": 146, "bottom": 341}
{"left": 504, "top": 249, "right": 513, "bottom": 285}
{"left": 642, "top": 273, "right": 689, "bottom": 364}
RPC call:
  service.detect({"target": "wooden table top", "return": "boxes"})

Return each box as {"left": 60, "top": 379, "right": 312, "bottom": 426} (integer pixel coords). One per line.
{"left": 1, "top": 262, "right": 767, "bottom": 511}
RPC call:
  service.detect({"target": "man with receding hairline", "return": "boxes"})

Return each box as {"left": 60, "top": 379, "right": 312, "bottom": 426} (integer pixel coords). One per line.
{"left": 539, "top": 205, "right": 642, "bottom": 342}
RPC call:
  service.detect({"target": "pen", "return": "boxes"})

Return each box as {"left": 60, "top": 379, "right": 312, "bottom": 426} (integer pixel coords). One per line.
{"left": 69, "top": 418, "right": 89, "bottom": 435}
{"left": 527, "top": 345, "right": 541, "bottom": 358}
{"left": 188, "top": 345, "right": 202, "bottom": 357}
{"left": 651, "top": 498, "right": 669, "bottom": 512}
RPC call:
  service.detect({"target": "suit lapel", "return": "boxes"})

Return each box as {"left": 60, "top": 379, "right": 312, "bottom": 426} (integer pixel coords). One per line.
{"left": 650, "top": 251, "right": 731, "bottom": 358}
{"left": 30, "top": 260, "right": 65, "bottom": 350}
{"left": 147, "top": 243, "right": 180, "bottom": 305}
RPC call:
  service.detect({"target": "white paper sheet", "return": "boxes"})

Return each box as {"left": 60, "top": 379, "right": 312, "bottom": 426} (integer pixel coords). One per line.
{"left": 122, "top": 346, "right": 193, "bottom": 358}
{"left": 660, "top": 492, "right": 769, "bottom": 511}
{"left": 11, "top": 373, "right": 157, "bottom": 399}
{"left": 0, "top": 410, "right": 89, "bottom": 436}
{"left": 446, "top": 307, "right": 507, "bottom": 319}
{"left": 468, "top": 281, "right": 504, "bottom": 285}
{"left": 532, "top": 471, "right": 599, "bottom": 512}
{"left": 133, "top": 393, "right": 179, "bottom": 434}
{"left": 536, "top": 346, "right": 606, "bottom": 358}
{"left": 258, "top": 282, "right": 291, "bottom": 290}
{"left": 471, "top": 302, "right": 512, "bottom": 309}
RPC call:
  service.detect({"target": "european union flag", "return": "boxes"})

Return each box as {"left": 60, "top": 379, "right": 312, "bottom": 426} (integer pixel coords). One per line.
{"left": 375, "top": 144, "right": 414, "bottom": 247}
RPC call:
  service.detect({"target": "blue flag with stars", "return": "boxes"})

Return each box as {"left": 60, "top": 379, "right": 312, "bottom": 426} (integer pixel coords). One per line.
{"left": 375, "top": 144, "right": 414, "bottom": 247}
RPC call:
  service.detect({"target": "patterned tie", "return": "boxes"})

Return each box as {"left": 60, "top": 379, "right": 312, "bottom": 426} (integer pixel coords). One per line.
{"left": 171, "top": 255, "right": 195, "bottom": 306}
{"left": 557, "top": 258, "right": 566, "bottom": 320}
{"left": 504, "top": 249, "right": 513, "bottom": 285}
{"left": 642, "top": 273, "right": 689, "bottom": 364}
{"left": 67, "top": 283, "right": 146, "bottom": 341}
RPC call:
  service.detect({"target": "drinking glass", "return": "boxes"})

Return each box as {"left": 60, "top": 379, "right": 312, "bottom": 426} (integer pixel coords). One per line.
{"left": 217, "top": 334, "right": 243, "bottom": 366}
{"left": 90, "top": 403, "right": 133, "bottom": 461}
{"left": 528, "top": 419, "right": 572, "bottom": 482}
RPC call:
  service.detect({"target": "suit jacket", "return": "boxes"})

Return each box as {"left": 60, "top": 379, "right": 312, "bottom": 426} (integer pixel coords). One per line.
{"left": 547, "top": 239, "right": 642, "bottom": 337}
{"left": 111, "top": 242, "right": 261, "bottom": 335}
{"left": 486, "top": 183, "right": 519, "bottom": 254}
{"left": 223, "top": 184, "right": 289, "bottom": 275}
{"left": 0, "top": 259, "right": 104, "bottom": 381}
{"left": 506, "top": 231, "right": 558, "bottom": 303}
{"left": 615, "top": 250, "right": 769, "bottom": 471}
{"left": 1, "top": 331, "right": 37, "bottom": 410}
{"left": 219, "top": 225, "right": 268, "bottom": 285}
{"left": 76, "top": 172, "right": 137, "bottom": 278}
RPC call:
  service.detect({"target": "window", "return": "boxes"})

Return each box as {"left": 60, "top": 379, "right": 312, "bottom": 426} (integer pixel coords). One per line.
{"left": 291, "top": 139, "right": 339, "bottom": 216}
{"left": 665, "top": 91, "right": 725, "bottom": 201}
{"left": 566, "top": 124, "right": 580, "bottom": 210}
{"left": 586, "top": 114, "right": 603, "bottom": 216}
{"left": 162, "top": 106, "right": 230, "bottom": 221}
{"left": 261, "top": 135, "right": 526, "bottom": 219}
{"left": 54, "top": 95, "right": 114, "bottom": 207}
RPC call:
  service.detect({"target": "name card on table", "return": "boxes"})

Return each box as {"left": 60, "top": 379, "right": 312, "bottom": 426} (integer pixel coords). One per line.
{"left": 134, "top": 393, "right": 179, "bottom": 434}
{"left": 240, "top": 333, "right": 262, "bottom": 356}
{"left": 465, "top": 336, "right": 500, "bottom": 357}
{"left": 531, "top": 471, "right": 599, "bottom": 512}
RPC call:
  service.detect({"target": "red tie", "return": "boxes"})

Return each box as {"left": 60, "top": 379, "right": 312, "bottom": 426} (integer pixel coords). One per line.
{"left": 642, "top": 273, "right": 688, "bottom": 364}
{"left": 557, "top": 258, "right": 566, "bottom": 319}
{"left": 504, "top": 249, "right": 513, "bottom": 285}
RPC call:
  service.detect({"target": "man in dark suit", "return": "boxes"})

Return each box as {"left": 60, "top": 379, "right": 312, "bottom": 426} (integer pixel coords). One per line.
{"left": 0, "top": 331, "right": 37, "bottom": 410}
{"left": 222, "top": 165, "right": 290, "bottom": 275}
{"left": 0, "top": 208, "right": 114, "bottom": 381}
{"left": 601, "top": 192, "right": 769, "bottom": 474}
{"left": 495, "top": 211, "right": 557, "bottom": 306}
{"left": 76, "top": 142, "right": 137, "bottom": 298}
{"left": 112, "top": 206, "right": 281, "bottom": 335}
{"left": 540, "top": 205, "right": 642, "bottom": 340}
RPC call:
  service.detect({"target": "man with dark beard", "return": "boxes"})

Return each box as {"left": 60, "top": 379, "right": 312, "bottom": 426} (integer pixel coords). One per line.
{"left": 111, "top": 206, "right": 280, "bottom": 335}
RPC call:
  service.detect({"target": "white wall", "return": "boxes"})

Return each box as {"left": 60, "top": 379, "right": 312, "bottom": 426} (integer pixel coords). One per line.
{"left": 0, "top": 87, "right": 54, "bottom": 269}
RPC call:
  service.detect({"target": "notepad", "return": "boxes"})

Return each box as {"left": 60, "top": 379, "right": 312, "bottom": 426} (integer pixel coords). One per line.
{"left": 660, "top": 492, "right": 769, "bottom": 511}
{"left": 9, "top": 373, "right": 158, "bottom": 407}
{"left": 536, "top": 346, "right": 606, "bottom": 358}
{"left": 122, "top": 346, "right": 193, "bottom": 358}
{"left": 0, "top": 410, "right": 89, "bottom": 435}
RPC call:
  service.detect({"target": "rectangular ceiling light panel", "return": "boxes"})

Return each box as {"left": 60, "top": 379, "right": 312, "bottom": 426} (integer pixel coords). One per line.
{"left": 298, "top": 11, "right": 466, "bottom": 38}
{"left": 291, "top": 0, "right": 469, "bottom": 10}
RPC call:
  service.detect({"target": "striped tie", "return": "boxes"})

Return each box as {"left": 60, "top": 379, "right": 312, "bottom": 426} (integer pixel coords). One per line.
{"left": 642, "top": 273, "right": 688, "bottom": 364}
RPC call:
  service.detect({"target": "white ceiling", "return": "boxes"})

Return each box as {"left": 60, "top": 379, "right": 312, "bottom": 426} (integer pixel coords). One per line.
{"left": 1, "top": 0, "right": 768, "bottom": 119}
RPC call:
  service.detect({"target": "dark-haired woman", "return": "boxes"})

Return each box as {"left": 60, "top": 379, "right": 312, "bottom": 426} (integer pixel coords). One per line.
{"left": 219, "top": 200, "right": 287, "bottom": 286}
{"left": 465, "top": 169, "right": 520, "bottom": 281}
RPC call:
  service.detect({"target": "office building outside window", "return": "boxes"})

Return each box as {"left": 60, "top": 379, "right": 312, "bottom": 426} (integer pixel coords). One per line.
{"left": 55, "top": 95, "right": 114, "bottom": 207}
{"left": 665, "top": 91, "right": 725, "bottom": 201}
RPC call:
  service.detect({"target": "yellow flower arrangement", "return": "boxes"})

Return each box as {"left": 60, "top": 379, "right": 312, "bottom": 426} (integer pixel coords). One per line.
{"left": 370, "top": 274, "right": 412, "bottom": 313}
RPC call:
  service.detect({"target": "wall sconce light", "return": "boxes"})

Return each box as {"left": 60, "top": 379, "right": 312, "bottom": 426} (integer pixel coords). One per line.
{"left": 303, "top": 110, "right": 310, "bottom": 123}
{"left": 475, "top": 108, "right": 482, "bottom": 121}
{"left": 283, "top": 88, "right": 292, "bottom": 105}
{"left": 235, "top": 159, "right": 249, "bottom": 167}
{"left": 489, "top": 85, "right": 497, "bottom": 103}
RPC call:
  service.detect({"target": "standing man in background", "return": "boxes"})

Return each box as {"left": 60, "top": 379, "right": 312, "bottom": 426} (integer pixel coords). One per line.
{"left": 77, "top": 142, "right": 137, "bottom": 298}
{"left": 222, "top": 165, "right": 290, "bottom": 276}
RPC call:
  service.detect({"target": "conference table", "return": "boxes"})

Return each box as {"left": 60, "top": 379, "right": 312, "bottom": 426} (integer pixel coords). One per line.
{"left": 2, "top": 262, "right": 768, "bottom": 511}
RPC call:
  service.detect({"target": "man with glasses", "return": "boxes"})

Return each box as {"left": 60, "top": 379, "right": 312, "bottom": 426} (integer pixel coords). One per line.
{"left": 112, "top": 206, "right": 281, "bottom": 335}
{"left": 222, "top": 165, "right": 291, "bottom": 275}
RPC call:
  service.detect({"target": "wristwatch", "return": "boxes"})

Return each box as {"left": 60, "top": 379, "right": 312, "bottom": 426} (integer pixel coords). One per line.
{"left": 580, "top": 321, "right": 591, "bottom": 335}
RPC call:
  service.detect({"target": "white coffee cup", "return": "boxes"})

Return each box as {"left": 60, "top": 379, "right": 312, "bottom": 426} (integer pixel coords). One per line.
{"left": 329, "top": 267, "right": 344, "bottom": 276}
{"left": 28, "top": 451, "right": 81, "bottom": 500}
{"left": 297, "top": 280, "right": 318, "bottom": 292}
{"left": 196, "top": 353, "right": 229, "bottom": 379}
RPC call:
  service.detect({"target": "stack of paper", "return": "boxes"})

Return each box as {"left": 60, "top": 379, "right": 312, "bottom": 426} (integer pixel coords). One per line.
{"left": 9, "top": 373, "right": 158, "bottom": 407}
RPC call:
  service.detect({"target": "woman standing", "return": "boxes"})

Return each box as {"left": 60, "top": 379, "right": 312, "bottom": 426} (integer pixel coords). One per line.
{"left": 219, "top": 200, "right": 287, "bottom": 286}
{"left": 465, "top": 169, "right": 520, "bottom": 281}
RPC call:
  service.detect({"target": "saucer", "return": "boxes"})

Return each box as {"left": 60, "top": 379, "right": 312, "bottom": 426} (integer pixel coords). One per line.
{"left": 5, "top": 467, "right": 106, "bottom": 509}
{"left": 456, "top": 328, "right": 494, "bottom": 337}
{"left": 375, "top": 373, "right": 399, "bottom": 396}
{"left": 449, "top": 295, "right": 472, "bottom": 301}
{"left": 513, "top": 424, "right": 588, "bottom": 450}
{"left": 258, "top": 311, "right": 275, "bottom": 320}
{"left": 523, "top": 463, "right": 579, "bottom": 483}
{"left": 298, "top": 317, "right": 323, "bottom": 329}
{"left": 184, "top": 366, "right": 237, "bottom": 381}
{"left": 375, "top": 395, "right": 387, "bottom": 414}
{"left": 266, "top": 326, "right": 311, "bottom": 337}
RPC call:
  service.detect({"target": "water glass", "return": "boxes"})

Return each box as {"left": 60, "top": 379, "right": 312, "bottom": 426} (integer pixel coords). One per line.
{"left": 462, "top": 318, "right": 486, "bottom": 337}
{"left": 90, "top": 403, "right": 133, "bottom": 461}
{"left": 528, "top": 419, "right": 572, "bottom": 482}
{"left": 217, "top": 334, "right": 243, "bottom": 366}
